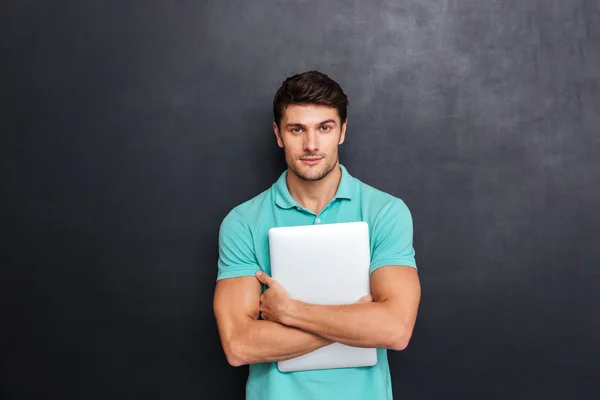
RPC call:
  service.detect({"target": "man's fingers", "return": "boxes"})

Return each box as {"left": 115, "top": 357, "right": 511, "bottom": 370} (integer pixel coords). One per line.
{"left": 255, "top": 271, "right": 273, "bottom": 286}
{"left": 356, "top": 295, "right": 373, "bottom": 304}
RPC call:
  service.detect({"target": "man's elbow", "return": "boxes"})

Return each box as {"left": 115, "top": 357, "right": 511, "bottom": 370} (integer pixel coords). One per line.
{"left": 226, "top": 354, "right": 246, "bottom": 367}
{"left": 223, "top": 338, "right": 249, "bottom": 367}
{"left": 388, "top": 336, "right": 410, "bottom": 351}
{"left": 387, "top": 324, "right": 413, "bottom": 351}
{"left": 225, "top": 350, "right": 245, "bottom": 367}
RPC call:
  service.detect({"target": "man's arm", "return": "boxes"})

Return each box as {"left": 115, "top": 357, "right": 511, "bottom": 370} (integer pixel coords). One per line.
{"left": 258, "top": 265, "right": 420, "bottom": 351}
{"left": 214, "top": 208, "right": 354, "bottom": 367}
{"left": 213, "top": 275, "right": 334, "bottom": 367}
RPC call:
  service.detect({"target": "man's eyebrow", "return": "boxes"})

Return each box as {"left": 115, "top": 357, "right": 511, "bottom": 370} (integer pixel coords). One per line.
{"left": 285, "top": 119, "right": 337, "bottom": 128}
{"left": 285, "top": 123, "right": 306, "bottom": 128}
{"left": 318, "top": 119, "right": 337, "bottom": 125}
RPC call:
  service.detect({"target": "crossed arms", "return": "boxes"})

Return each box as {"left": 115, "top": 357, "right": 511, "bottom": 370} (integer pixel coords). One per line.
{"left": 213, "top": 265, "right": 421, "bottom": 367}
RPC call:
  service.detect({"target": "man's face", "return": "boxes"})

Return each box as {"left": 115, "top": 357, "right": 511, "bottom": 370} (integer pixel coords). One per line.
{"left": 273, "top": 104, "right": 347, "bottom": 181}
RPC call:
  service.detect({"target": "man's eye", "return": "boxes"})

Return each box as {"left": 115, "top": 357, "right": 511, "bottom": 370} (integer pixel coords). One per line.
{"left": 291, "top": 128, "right": 302, "bottom": 133}
{"left": 320, "top": 126, "right": 331, "bottom": 131}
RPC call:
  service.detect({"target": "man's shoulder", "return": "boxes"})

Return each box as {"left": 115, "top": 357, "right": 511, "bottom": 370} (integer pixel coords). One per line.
{"left": 354, "top": 177, "right": 411, "bottom": 215}
{"left": 221, "top": 185, "right": 275, "bottom": 228}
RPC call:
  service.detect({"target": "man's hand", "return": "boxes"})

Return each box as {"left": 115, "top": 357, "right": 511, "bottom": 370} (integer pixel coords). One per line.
{"left": 255, "top": 271, "right": 293, "bottom": 324}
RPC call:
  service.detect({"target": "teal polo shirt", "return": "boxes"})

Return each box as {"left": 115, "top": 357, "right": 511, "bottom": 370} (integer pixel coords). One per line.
{"left": 217, "top": 164, "right": 417, "bottom": 400}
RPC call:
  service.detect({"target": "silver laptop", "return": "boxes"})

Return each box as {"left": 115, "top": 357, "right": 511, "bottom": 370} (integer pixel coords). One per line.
{"left": 268, "top": 221, "right": 378, "bottom": 372}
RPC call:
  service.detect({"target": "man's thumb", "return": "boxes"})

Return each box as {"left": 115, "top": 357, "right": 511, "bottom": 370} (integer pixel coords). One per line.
{"left": 356, "top": 295, "right": 373, "bottom": 304}
{"left": 255, "top": 271, "right": 271, "bottom": 285}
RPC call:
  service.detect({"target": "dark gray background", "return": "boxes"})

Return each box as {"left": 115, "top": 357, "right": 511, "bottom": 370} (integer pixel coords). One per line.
{"left": 2, "top": 0, "right": 599, "bottom": 399}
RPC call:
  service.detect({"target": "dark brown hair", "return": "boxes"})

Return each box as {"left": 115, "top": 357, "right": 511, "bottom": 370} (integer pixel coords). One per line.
{"left": 273, "top": 70, "right": 349, "bottom": 128}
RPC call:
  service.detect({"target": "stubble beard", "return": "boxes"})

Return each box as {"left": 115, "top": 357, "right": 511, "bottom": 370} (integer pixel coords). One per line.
{"left": 287, "top": 151, "right": 338, "bottom": 182}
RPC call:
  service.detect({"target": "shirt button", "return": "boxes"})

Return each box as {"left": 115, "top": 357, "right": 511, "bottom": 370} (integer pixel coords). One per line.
{"left": 316, "top": 218, "right": 321, "bottom": 224}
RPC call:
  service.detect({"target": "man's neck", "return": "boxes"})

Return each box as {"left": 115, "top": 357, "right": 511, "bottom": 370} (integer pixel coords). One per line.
{"left": 286, "top": 163, "right": 342, "bottom": 215}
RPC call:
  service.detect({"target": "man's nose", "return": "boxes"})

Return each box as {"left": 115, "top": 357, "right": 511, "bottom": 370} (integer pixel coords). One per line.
{"left": 304, "top": 130, "right": 319, "bottom": 152}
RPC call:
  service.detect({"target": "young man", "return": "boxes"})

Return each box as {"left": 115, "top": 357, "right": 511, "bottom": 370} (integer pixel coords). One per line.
{"left": 213, "top": 71, "right": 421, "bottom": 400}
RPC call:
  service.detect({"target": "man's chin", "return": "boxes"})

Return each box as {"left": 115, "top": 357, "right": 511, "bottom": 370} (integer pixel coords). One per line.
{"left": 292, "top": 164, "right": 330, "bottom": 181}
{"left": 299, "top": 174, "right": 324, "bottom": 182}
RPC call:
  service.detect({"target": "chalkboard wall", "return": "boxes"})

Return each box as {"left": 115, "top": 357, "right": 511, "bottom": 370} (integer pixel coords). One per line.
{"left": 2, "top": 0, "right": 599, "bottom": 399}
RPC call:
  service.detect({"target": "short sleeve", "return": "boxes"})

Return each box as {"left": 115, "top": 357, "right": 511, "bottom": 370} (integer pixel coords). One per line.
{"left": 370, "top": 199, "right": 417, "bottom": 274}
{"left": 216, "top": 209, "right": 260, "bottom": 280}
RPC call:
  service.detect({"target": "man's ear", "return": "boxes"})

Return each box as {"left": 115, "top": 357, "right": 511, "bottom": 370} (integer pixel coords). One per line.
{"left": 273, "top": 121, "right": 284, "bottom": 148}
{"left": 339, "top": 120, "right": 347, "bottom": 145}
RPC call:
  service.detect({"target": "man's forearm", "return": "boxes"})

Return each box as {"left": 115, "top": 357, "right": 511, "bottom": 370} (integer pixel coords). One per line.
{"left": 227, "top": 318, "right": 331, "bottom": 366}
{"left": 281, "top": 300, "right": 408, "bottom": 351}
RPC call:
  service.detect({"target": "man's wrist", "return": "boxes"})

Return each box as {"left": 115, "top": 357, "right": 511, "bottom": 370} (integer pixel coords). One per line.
{"left": 280, "top": 298, "right": 301, "bottom": 326}
{"left": 281, "top": 299, "right": 333, "bottom": 345}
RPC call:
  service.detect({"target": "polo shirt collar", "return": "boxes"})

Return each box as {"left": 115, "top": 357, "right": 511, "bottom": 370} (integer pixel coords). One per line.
{"left": 274, "top": 164, "right": 354, "bottom": 209}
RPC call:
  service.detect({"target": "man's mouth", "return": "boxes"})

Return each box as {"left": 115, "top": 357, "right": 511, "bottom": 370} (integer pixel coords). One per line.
{"left": 300, "top": 157, "right": 323, "bottom": 165}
